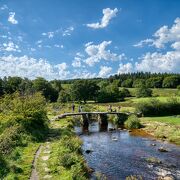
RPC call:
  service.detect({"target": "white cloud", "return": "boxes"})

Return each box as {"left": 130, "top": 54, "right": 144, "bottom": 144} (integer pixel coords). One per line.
{"left": 171, "top": 41, "right": 180, "bottom": 50}
{"left": 135, "top": 51, "right": 180, "bottom": 73}
{"left": 1, "top": 41, "right": 20, "bottom": 52}
{"left": 72, "top": 57, "right": 82, "bottom": 68}
{"left": 54, "top": 44, "right": 64, "bottom": 48}
{"left": 62, "top": 26, "right": 74, "bottom": 36}
{"left": 8, "top": 12, "right": 18, "bottom": 24}
{"left": 133, "top": 39, "right": 154, "bottom": 47}
{"left": 1, "top": 5, "right": 8, "bottom": 10}
{"left": 134, "top": 17, "right": 180, "bottom": 49}
{"left": 0, "top": 55, "right": 69, "bottom": 80}
{"left": 76, "top": 52, "right": 84, "bottom": 57}
{"left": 73, "top": 69, "right": 96, "bottom": 79}
{"left": 98, "top": 66, "right": 112, "bottom": 77}
{"left": 84, "top": 41, "right": 120, "bottom": 66}
{"left": 118, "top": 63, "right": 134, "bottom": 74}
{"left": 87, "top": 8, "right": 118, "bottom": 29}
{"left": 42, "top": 31, "right": 54, "bottom": 38}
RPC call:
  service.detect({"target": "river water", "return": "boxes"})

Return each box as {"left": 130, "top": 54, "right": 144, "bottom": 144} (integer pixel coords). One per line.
{"left": 75, "top": 122, "right": 180, "bottom": 180}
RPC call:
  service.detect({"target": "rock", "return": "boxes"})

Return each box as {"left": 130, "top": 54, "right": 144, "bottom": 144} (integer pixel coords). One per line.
{"left": 112, "top": 136, "right": 118, "bottom": 141}
{"left": 128, "top": 130, "right": 132, "bottom": 132}
{"left": 44, "top": 167, "right": 50, "bottom": 172}
{"left": 118, "top": 128, "right": 122, "bottom": 130}
{"left": 151, "top": 143, "right": 156, "bottom": 146}
{"left": 109, "top": 128, "right": 116, "bottom": 131}
{"left": 158, "top": 147, "right": 168, "bottom": 152}
{"left": 158, "top": 175, "right": 175, "bottom": 180}
{"left": 43, "top": 175, "right": 52, "bottom": 179}
{"left": 85, "top": 149, "right": 93, "bottom": 154}
{"left": 42, "top": 156, "right": 49, "bottom": 161}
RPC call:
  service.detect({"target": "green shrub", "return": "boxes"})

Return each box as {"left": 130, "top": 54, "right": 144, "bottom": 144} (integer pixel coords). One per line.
{"left": 124, "top": 114, "right": 141, "bottom": 129}
{"left": 136, "top": 86, "right": 152, "bottom": 98}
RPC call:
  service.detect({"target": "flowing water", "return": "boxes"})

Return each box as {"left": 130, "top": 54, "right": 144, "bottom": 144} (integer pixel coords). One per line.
{"left": 75, "top": 122, "right": 180, "bottom": 180}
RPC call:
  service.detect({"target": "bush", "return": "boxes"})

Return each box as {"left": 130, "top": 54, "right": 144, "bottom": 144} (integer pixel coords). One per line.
{"left": 120, "top": 88, "right": 131, "bottom": 97}
{"left": 113, "top": 113, "right": 128, "bottom": 125}
{"left": 136, "top": 86, "right": 152, "bottom": 98}
{"left": 124, "top": 114, "right": 141, "bottom": 129}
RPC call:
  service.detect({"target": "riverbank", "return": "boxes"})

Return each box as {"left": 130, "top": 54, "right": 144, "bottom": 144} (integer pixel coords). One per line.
{"left": 36, "top": 117, "right": 90, "bottom": 179}
{"left": 140, "top": 116, "right": 180, "bottom": 145}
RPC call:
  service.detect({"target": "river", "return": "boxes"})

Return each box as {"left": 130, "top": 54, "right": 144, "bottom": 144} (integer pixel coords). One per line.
{"left": 75, "top": 121, "right": 180, "bottom": 180}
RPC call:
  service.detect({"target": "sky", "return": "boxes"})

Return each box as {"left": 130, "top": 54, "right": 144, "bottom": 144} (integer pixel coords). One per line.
{"left": 0, "top": 0, "right": 180, "bottom": 80}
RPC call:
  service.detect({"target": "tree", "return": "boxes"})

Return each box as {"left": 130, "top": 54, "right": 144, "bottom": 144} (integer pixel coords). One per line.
{"left": 132, "top": 79, "right": 145, "bottom": 88}
{"left": 50, "top": 80, "right": 62, "bottom": 92}
{"left": 3, "top": 76, "right": 23, "bottom": 94}
{"left": 121, "top": 79, "right": 133, "bottom": 88}
{"left": 32, "top": 77, "right": 58, "bottom": 102}
{"left": 58, "top": 89, "right": 71, "bottom": 103}
{"left": 0, "top": 78, "right": 4, "bottom": 96}
{"left": 136, "top": 86, "right": 152, "bottom": 98}
{"left": 146, "top": 77, "right": 163, "bottom": 88}
{"left": 97, "top": 81, "right": 124, "bottom": 103}
{"left": 162, "top": 76, "right": 180, "bottom": 88}
{"left": 71, "top": 80, "right": 99, "bottom": 102}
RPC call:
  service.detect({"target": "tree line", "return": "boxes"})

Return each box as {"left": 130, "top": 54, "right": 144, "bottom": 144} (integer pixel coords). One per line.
{"left": 109, "top": 72, "right": 180, "bottom": 88}
{"left": 0, "top": 73, "right": 179, "bottom": 103}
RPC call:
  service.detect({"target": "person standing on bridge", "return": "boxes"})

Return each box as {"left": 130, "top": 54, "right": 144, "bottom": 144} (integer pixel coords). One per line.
{"left": 72, "top": 104, "right": 75, "bottom": 112}
{"left": 118, "top": 106, "right": 121, "bottom": 112}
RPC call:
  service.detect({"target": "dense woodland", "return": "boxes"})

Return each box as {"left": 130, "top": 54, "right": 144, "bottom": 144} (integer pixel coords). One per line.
{"left": 0, "top": 72, "right": 179, "bottom": 103}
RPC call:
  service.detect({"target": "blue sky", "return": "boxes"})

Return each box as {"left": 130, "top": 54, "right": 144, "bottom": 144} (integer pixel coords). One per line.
{"left": 0, "top": 0, "right": 180, "bottom": 80}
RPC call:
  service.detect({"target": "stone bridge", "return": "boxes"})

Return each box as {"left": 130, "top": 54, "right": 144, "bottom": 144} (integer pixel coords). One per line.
{"left": 55, "top": 112, "right": 134, "bottom": 130}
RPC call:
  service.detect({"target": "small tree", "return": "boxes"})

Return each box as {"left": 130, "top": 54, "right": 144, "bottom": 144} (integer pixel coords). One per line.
{"left": 58, "top": 90, "right": 71, "bottom": 103}
{"left": 136, "top": 86, "right": 152, "bottom": 98}
{"left": 162, "top": 76, "right": 180, "bottom": 88}
{"left": 121, "top": 79, "right": 133, "bottom": 88}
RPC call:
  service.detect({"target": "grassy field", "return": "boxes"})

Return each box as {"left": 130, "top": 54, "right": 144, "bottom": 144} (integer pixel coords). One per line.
{"left": 140, "top": 116, "right": 180, "bottom": 126}
{"left": 126, "top": 88, "right": 179, "bottom": 97}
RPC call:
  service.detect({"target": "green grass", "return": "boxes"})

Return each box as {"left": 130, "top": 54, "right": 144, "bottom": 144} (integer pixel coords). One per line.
{"left": 126, "top": 88, "right": 179, "bottom": 97}
{"left": 37, "top": 117, "right": 89, "bottom": 180}
{"left": 140, "top": 116, "right": 180, "bottom": 145}
{"left": 140, "top": 116, "right": 180, "bottom": 126}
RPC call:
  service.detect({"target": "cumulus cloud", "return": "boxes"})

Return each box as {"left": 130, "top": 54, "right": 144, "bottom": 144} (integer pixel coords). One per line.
{"left": 98, "top": 66, "right": 112, "bottom": 77}
{"left": 84, "top": 41, "right": 121, "bottom": 66}
{"left": 73, "top": 69, "right": 96, "bottom": 79}
{"left": 118, "top": 63, "right": 134, "bottom": 74}
{"left": 87, "top": 8, "right": 118, "bottom": 29}
{"left": 0, "top": 55, "right": 69, "bottom": 80}
{"left": 72, "top": 57, "right": 82, "bottom": 68}
{"left": 8, "top": 12, "right": 18, "bottom": 24}
{"left": 134, "top": 17, "right": 180, "bottom": 48}
{"left": 135, "top": 51, "right": 180, "bottom": 73}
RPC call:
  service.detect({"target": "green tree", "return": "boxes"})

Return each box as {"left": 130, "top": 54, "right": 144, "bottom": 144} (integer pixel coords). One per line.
{"left": 71, "top": 80, "right": 99, "bottom": 102}
{"left": 58, "top": 89, "right": 71, "bottom": 103}
{"left": 162, "top": 76, "right": 180, "bottom": 88}
{"left": 3, "top": 76, "right": 23, "bottom": 94}
{"left": 146, "top": 77, "right": 163, "bottom": 88}
{"left": 136, "top": 86, "right": 152, "bottom": 98}
{"left": 121, "top": 79, "right": 133, "bottom": 88}
{"left": 32, "top": 77, "right": 58, "bottom": 102}
{"left": 132, "top": 79, "right": 145, "bottom": 88}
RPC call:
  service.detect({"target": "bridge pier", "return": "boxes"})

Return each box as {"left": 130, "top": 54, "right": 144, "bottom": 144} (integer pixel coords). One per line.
{"left": 81, "top": 114, "right": 89, "bottom": 130}
{"left": 98, "top": 114, "right": 108, "bottom": 131}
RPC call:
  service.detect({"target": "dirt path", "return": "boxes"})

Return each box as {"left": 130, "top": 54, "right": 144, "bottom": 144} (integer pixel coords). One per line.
{"left": 30, "top": 145, "right": 42, "bottom": 180}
